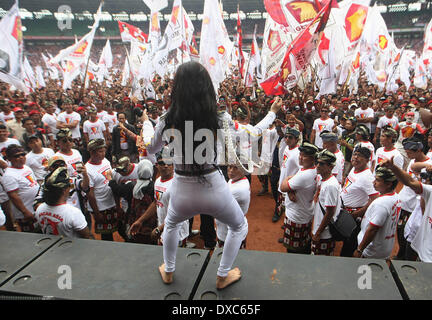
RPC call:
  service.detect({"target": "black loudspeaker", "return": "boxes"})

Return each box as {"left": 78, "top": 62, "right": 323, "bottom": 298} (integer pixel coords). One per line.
{"left": 194, "top": 248, "right": 403, "bottom": 300}
{"left": 390, "top": 260, "right": 432, "bottom": 300}
{"left": 0, "top": 236, "right": 209, "bottom": 300}
{"left": 0, "top": 231, "right": 61, "bottom": 287}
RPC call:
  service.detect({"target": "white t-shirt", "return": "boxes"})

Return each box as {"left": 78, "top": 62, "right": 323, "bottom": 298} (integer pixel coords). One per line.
{"left": 216, "top": 177, "right": 250, "bottom": 242}
{"left": 341, "top": 168, "right": 378, "bottom": 208}
{"left": 312, "top": 118, "right": 335, "bottom": 148}
{"left": 155, "top": 176, "right": 189, "bottom": 242}
{"left": 358, "top": 192, "right": 400, "bottom": 259}
{"left": 97, "top": 110, "right": 108, "bottom": 122}
{"left": 85, "top": 158, "right": 116, "bottom": 211}
{"left": 25, "top": 148, "right": 55, "bottom": 181}
{"left": 399, "top": 158, "right": 432, "bottom": 213}
{"left": 278, "top": 145, "right": 300, "bottom": 192}
{"left": 333, "top": 149, "right": 345, "bottom": 184}
{"left": 83, "top": 119, "right": 106, "bottom": 142}
{"left": 57, "top": 112, "right": 81, "bottom": 139}
{"left": 55, "top": 149, "right": 83, "bottom": 178}
{"left": 103, "top": 112, "right": 118, "bottom": 133}
{"left": 35, "top": 203, "right": 87, "bottom": 238}
{"left": 112, "top": 163, "right": 139, "bottom": 213}
{"left": 284, "top": 168, "right": 317, "bottom": 224}
{"left": 411, "top": 183, "right": 432, "bottom": 262}
{"left": 1, "top": 165, "right": 40, "bottom": 219}
{"left": 377, "top": 115, "right": 399, "bottom": 129}
{"left": 404, "top": 197, "right": 422, "bottom": 243}
{"left": 354, "top": 107, "right": 374, "bottom": 132}
{"left": 0, "top": 111, "right": 15, "bottom": 124}
{"left": 41, "top": 113, "right": 59, "bottom": 136}
{"left": 312, "top": 175, "right": 342, "bottom": 239}
{"left": 374, "top": 147, "right": 404, "bottom": 172}
{"left": 0, "top": 206, "right": 5, "bottom": 226}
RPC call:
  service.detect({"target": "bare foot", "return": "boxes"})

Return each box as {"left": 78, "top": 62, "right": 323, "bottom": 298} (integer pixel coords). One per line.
{"left": 159, "top": 264, "right": 173, "bottom": 284}
{"left": 216, "top": 267, "right": 242, "bottom": 290}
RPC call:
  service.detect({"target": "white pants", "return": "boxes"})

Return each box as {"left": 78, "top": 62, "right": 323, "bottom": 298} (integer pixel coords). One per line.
{"left": 162, "top": 170, "right": 248, "bottom": 277}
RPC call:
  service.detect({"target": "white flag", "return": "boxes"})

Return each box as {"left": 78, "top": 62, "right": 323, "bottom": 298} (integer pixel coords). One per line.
{"left": 143, "top": 0, "right": 168, "bottom": 13}
{"left": 0, "top": 1, "right": 27, "bottom": 93}
{"left": 245, "top": 29, "right": 262, "bottom": 87}
{"left": 23, "top": 57, "right": 36, "bottom": 90}
{"left": 200, "top": 0, "right": 234, "bottom": 90}
{"left": 35, "top": 66, "right": 46, "bottom": 88}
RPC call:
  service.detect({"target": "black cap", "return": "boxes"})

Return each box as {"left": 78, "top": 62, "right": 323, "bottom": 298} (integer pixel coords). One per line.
{"left": 299, "top": 142, "right": 319, "bottom": 156}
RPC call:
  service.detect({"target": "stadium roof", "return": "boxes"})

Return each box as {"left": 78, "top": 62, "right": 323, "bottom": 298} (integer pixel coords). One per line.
{"left": 2, "top": 0, "right": 431, "bottom": 15}
{"left": 2, "top": 0, "right": 265, "bottom": 14}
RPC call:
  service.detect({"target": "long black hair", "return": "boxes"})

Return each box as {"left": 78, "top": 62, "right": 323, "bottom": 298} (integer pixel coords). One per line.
{"left": 163, "top": 61, "right": 219, "bottom": 174}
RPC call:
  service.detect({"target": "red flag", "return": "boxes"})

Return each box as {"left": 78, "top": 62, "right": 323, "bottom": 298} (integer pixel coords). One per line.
{"left": 237, "top": 7, "right": 245, "bottom": 79}
{"left": 118, "top": 21, "right": 148, "bottom": 43}
{"left": 261, "top": 0, "right": 334, "bottom": 95}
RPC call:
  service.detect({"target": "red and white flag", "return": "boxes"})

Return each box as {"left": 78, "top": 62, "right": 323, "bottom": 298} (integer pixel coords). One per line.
{"left": 118, "top": 21, "right": 148, "bottom": 44}
{"left": 0, "top": 1, "right": 27, "bottom": 93}
{"left": 422, "top": 17, "right": 432, "bottom": 71}
{"left": 260, "top": 0, "right": 335, "bottom": 95}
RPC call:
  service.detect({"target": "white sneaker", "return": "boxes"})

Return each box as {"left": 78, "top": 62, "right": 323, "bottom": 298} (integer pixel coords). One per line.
{"left": 189, "top": 230, "right": 199, "bottom": 237}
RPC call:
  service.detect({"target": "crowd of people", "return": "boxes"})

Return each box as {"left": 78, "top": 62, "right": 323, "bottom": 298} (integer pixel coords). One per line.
{"left": 1, "top": 60, "right": 432, "bottom": 285}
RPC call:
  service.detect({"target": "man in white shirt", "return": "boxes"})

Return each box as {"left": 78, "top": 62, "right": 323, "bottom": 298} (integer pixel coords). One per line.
{"left": 312, "top": 149, "right": 342, "bottom": 256}
{"left": 276, "top": 127, "right": 301, "bottom": 223}
{"left": 54, "top": 129, "right": 83, "bottom": 178}
{"left": 85, "top": 138, "right": 121, "bottom": 241}
{"left": 354, "top": 97, "right": 374, "bottom": 133}
{"left": 321, "top": 131, "right": 345, "bottom": 184}
{"left": 1, "top": 145, "right": 39, "bottom": 232}
{"left": 280, "top": 142, "right": 318, "bottom": 254}
{"left": 0, "top": 124, "right": 21, "bottom": 159}
{"left": 374, "top": 126, "right": 404, "bottom": 172}
{"left": 354, "top": 166, "right": 400, "bottom": 259}
{"left": 56, "top": 98, "right": 81, "bottom": 142}
{"left": 41, "top": 102, "right": 58, "bottom": 147}
{"left": 373, "top": 105, "right": 399, "bottom": 146}
{"left": 83, "top": 106, "right": 109, "bottom": 145}
{"left": 310, "top": 106, "right": 334, "bottom": 148}
{"left": 340, "top": 146, "right": 379, "bottom": 257}
{"left": 25, "top": 135, "right": 55, "bottom": 184}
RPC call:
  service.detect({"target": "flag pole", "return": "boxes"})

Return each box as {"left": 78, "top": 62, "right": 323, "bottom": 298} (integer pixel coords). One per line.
{"left": 244, "top": 24, "right": 257, "bottom": 87}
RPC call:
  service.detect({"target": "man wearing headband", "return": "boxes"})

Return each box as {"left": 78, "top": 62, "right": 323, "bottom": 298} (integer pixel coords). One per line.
{"left": 277, "top": 127, "right": 301, "bottom": 223}
{"left": 312, "top": 149, "right": 341, "bottom": 255}
{"left": 321, "top": 131, "right": 345, "bottom": 184}
{"left": 83, "top": 105, "right": 108, "bottom": 146}
{"left": 374, "top": 126, "right": 404, "bottom": 172}
{"left": 34, "top": 167, "right": 90, "bottom": 239}
{"left": 340, "top": 146, "right": 379, "bottom": 257}
{"left": 54, "top": 129, "right": 83, "bottom": 178}
{"left": 1, "top": 144, "right": 39, "bottom": 232}
{"left": 396, "top": 138, "right": 432, "bottom": 259}
{"left": 280, "top": 142, "right": 318, "bottom": 254}
{"left": 354, "top": 125, "right": 375, "bottom": 170}
{"left": 354, "top": 166, "right": 400, "bottom": 259}
{"left": 85, "top": 139, "right": 121, "bottom": 241}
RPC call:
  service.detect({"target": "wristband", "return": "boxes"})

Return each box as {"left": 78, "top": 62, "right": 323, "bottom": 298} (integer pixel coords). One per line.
{"left": 356, "top": 248, "right": 363, "bottom": 254}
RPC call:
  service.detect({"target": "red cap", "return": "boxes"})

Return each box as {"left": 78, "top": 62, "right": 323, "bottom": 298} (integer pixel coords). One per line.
{"left": 382, "top": 100, "right": 389, "bottom": 104}
{"left": 13, "top": 107, "right": 23, "bottom": 112}
{"left": 28, "top": 110, "right": 40, "bottom": 116}
{"left": 314, "top": 100, "right": 321, "bottom": 104}
{"left": 76, "top": 107, "right": 86, "bottom": 112}
{"left": 341, "top": 98, "right": 350, "bottom": 102}
{"left": 428, "top": 100, "right": 432, "bottom": 105}
{"left": 15, "top": 101, "right": 23, "bottom": 105}
{"left": 231, "top": 101, "right": 239, "bottom": 106}
{"left": 123, "top": 97, "right": 130, "bottom": 101}
{"left": 410, "top": 99, "right": 418, "bottom": 105}
{"left": 136, "top": 104, "right": 143, "bottom": 108}
{"left": 406, "top": 112, "right": 414, "bottom": 116}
